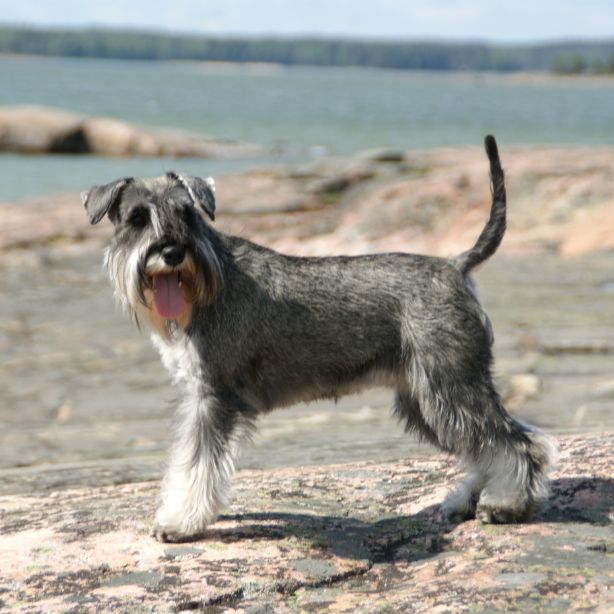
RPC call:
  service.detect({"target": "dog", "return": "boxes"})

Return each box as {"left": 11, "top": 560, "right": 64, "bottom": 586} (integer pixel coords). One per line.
{"left": 83, "top": 136, "right": 553, "bottom": 542}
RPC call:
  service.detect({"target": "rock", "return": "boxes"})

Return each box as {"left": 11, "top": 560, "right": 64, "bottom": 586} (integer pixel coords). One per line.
{"left": 82, "top": 117, "right": 162, "bottom": 157}
{"left": 503, "top": 373, "right": 542, "bottom": 409}
{"left": 0, "top": 192, "right": 93, "bottom": 251}
{"left": 0, "top": 434, "right": 611, "bottom": 612}
{"left": 5, "top": 143, "right": 614, "bottom": 256}
{"left": 356, "top": 147, "right": 406, "bottom": 163}
{"left": 83, "top": 119, "right": 262, "bottom": 158}
{"left": 0, "top": 106, "right": 87, "bottom": 153}
{"left": 0, "top": 105, "right": 261, "bottom": 158}
{"left": 302, "top": 159, "right": 376, "bottom": 196}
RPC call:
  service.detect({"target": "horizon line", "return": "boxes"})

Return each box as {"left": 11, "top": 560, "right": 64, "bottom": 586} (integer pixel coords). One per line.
{"left": 2, "top": 22, "right": 614, "bottom": 48}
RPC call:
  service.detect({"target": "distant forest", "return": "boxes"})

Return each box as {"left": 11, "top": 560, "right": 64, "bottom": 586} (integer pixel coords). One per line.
{"left": 1, "top": 26, "right": 614, "bottom": 74}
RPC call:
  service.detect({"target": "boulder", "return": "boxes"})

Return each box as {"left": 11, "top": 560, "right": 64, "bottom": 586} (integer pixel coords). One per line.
{"left": 82, "top": 117, "right": 162, "bottom": 157}
{"left": 0, "top": 106, "right": 87, "bottom": 153}
{"left": 0, "top": 105, "right": 261, "bottom": 158}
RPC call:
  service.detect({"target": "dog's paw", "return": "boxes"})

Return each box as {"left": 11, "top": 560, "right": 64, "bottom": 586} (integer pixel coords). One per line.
{"left": 475, "top": 503, "right": 532, "bottom": 524}
{"left": 150, "top": 522, "right": 206, "bottom": 543}
{"left": 442, "top": 483, "right": 480, "bottom": 522}
{"left": 152, "top": 503, "right": 212, "bottom": 542}
{"left": 443, "top": 506, "right": 476, "bottom": 523}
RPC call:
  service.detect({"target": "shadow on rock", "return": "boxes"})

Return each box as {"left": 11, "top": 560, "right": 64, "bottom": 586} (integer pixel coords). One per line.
{"left": 541, "top": 476, "right": 614, "bottom": 525}
{"left": 210, "top": 504, "right": 459, "bottom": 564}
{"left": 204, "top": 476, "right": 613, "bottom": 562}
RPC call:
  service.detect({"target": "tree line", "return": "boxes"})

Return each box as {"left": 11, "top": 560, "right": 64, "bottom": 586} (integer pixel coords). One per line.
{"left": 552, "top": 53, "right": 614, "bottom": 75}
{"left": 1, "top": 26, "right": 614, "bottom": 73}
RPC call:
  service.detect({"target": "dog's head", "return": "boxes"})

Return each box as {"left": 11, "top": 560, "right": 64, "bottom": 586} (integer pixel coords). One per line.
{"left": 82, "top": 172, "right": 223, "bottom": 338}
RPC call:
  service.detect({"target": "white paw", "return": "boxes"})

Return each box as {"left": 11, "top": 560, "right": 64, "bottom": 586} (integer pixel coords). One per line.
{"left": 150, "top": 521, "right": 207, "bottom": 543}
{"left": 151, "top": 504, "right": 211, "bottom": 542}
{"left": 476, "top": 492, "right": 534, "bottom": 524}
{"left": 443, "top": 482, "right": 479, "bottom": 521}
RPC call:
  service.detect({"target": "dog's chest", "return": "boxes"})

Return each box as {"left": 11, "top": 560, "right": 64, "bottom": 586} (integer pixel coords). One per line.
{"left": 151, "top": 333, "right": 202, "bottom": 387}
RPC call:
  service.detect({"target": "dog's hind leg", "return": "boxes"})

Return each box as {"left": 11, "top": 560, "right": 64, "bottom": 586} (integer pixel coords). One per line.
{"left": 394, "top": 388, "right": 485, "bottom": 520}
{"left": 394, "top": 389, "right": 440, "bottom": 447}
{"left": 152, "top": 392, "right": 253, "bottom": 542}
{"left": 471, "top": 414, "right": 555, "bottom": 523}
{"left": 405, "top": 357, "right": 553, "bottom": 523}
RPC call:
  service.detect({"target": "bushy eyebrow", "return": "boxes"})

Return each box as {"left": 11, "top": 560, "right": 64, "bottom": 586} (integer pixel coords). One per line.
{"left": 148, "top": 204, "right": 163, "bottom": 237}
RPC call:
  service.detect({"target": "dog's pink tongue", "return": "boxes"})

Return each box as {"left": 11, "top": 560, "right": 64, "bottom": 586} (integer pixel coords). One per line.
{"left": 153, "top": 272, "right": 184, "bottom": 319}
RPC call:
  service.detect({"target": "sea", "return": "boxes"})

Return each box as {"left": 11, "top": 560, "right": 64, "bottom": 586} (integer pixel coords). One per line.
{"left": 2, "top": 55, "right": 614, "bottom": 201}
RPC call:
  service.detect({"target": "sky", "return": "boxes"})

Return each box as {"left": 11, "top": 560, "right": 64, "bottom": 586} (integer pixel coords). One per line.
{"left": 0, "top": 0, "right": 612, "bottom": 43}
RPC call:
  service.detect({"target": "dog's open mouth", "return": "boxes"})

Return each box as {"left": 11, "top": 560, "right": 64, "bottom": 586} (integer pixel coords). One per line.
{"left": 152, "top": 271, "right": 185, "bottom": 319}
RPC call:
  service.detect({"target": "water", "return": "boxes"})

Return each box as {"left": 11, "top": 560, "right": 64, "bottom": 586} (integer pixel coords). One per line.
{"left": 2, "top": 56, "right": 614, "bottom": 200}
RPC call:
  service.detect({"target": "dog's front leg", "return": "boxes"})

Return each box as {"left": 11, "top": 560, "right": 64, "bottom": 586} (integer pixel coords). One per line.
{"left": 151, "top": 392, "right": 239, "bottom": 542}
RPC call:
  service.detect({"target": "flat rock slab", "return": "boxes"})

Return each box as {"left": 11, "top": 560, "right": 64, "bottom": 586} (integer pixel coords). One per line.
{"left": 0, "top": 434, "right": 612, "bottom": 612}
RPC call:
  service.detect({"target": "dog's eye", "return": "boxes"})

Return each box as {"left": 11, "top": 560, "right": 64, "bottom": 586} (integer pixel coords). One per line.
{"left": 182, "top": 205, "right": 195, "bottom": 224}
{"left": 128, "top": 208, "right": 149, "bottom": 228}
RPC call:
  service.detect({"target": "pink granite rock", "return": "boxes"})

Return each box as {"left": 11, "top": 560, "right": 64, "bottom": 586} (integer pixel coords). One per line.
{"left": 2, "top": 145, "right": 614, "bottom": 256}
{"left": 0, "top": 434, "right": 611, "bottom": 612}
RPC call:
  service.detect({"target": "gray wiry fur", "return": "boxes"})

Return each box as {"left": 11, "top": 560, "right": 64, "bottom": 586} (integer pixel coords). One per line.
{"left": 83, "top": 137, "right": 554, "bottom": 542}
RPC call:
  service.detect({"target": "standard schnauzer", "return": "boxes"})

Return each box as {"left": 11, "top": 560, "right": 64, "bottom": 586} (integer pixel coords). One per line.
{"left": 83, "top": 136, "right": 553, "bottom": 542}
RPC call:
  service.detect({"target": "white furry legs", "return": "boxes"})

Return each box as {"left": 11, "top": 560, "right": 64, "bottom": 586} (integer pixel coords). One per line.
{"left": 395, "top": 381, "right": 554, "bottom": 524}
{"left": 442, "top": 469, "right": 485, "bottom": 521}
{"left": 151, "top": 394, "right": 240, "bottom": 543}
{"left": 443, "top": 423, "right": 556, "bottom": 523}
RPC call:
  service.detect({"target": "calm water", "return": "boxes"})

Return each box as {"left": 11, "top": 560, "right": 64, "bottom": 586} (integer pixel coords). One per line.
{"left": 2, "top": 56, "right": 614, "bottom": 200}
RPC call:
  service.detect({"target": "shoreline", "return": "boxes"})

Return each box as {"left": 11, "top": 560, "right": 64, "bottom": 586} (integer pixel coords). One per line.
{"left": 4, "top": 52, "right": 614, "bottom": 82}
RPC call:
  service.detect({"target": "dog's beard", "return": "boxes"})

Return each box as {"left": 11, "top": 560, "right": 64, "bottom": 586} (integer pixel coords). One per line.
{"left": 104, "top": 238, "right": 223, "bottom": 340}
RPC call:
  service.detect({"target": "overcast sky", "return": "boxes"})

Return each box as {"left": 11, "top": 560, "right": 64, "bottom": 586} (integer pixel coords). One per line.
{"left": 0, "top": 0, "right": 612, "bottom": 43}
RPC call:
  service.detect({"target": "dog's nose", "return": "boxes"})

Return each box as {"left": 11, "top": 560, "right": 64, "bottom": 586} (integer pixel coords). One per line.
{"left": 161, "top": 245, "right": 186, "bottom": 267}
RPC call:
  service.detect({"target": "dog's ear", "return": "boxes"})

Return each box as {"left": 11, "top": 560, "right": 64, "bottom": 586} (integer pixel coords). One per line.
{"left": 82, "top": 178, "right": 132, "bottom": 225}
{"left": 168, "top": 172, "right": 216, "bottom": 222}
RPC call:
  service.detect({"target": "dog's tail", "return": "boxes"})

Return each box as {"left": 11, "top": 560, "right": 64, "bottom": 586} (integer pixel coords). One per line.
{"left": 454, "top": 135, "right": 506, "bottom": 276}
